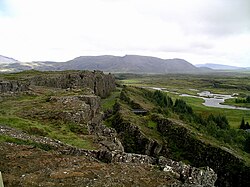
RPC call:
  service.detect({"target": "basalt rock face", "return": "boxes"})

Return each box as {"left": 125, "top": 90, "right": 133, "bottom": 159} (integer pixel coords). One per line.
{"left": 30, "top": 71, "right": 115, "bottom": 98}
{"left": 32, "top": 94, "right": 124, "bottom": 152}
{"left": 158, "top": 156, "right": 217, "bottom": 187}
{"left": 155, "top": 117, "right": 250, "bottom": 187}
{"left": 0, "top": 80, "right": 29, "bottom": 93}
{"left": 96, "top": 150, "right": 217, "bottom": 186}
{"left": 48, "top": 95, "right": 102, "bottom": 125}
{"left": 111, "top": 110, "right": 167, "bottom": 157}
{"left": 0, "top": 71, "right": 116, "bottom": 98}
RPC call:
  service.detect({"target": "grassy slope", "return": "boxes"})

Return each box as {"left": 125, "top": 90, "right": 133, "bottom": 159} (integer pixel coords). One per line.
{"left": 0, "top": 88, "right": 96, "bottom": 150}
{"left": 119, "top": 74, "right": 250, "bottom": 128}
{"left": 115, "top": 86, "right": 250, "bottom": 164}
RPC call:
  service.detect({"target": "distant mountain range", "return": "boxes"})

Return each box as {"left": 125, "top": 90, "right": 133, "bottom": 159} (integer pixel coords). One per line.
{"left": 0, "top": 55, "right": 204, "bottom": 74}
{"left": 1, "top": 54, "right": 248, "bottom": 73}
{"left": 55, "top": 55, "right": 200, "bottom": 73}
{"left": 195, "top": 63, "right": 246, "bottom": 70}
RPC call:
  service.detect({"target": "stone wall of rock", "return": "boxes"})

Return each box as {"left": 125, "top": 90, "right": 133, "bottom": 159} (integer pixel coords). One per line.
{"left": 111, "top": 110, "right": 167, "bottom": 157}
{"left": 158, "top": 156, "right": 217, "bottom": 187}
{"left": 48, "top": 95, "right": 102, "bottom": 124}
{"left": 0, "top": 80, "right": 29, "bottom": 93}
{"left": 0, "top": 121, "right": 217, "bottom": 186}
{"left": 155, "top": 117, "right": 250, "bottom": 187}
{"left": 30, "top": 71, "right": 116, "bottom": 98}
{"left": 0, "top": 71, "right": 115, "bottom": 98}
{"left": 96, "top": 150, "right": 217, "bottom": 187}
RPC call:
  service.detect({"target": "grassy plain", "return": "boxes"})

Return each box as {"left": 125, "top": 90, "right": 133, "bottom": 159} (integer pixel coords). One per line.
{"left": 117, "top": 73, "right": 250, "bottom": 128}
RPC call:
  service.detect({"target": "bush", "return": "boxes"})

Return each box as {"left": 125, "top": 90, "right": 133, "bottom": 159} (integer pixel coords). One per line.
{"left": 68, "top": 123, "right": 88, "bottom": 134}
{"left": 26, "top": 127, "right": 48, "bottom": 136}
{"left": 244, "top": 135, "right": 250, "bottom": 153}
{"left": 153, "top": 90, "right": 173, "bottom": 108}
{"left": 174, "top": 99, "right": 193, "bottom": 115}
{"left": 207, "top": 114, "right": 229, "bottom": 130}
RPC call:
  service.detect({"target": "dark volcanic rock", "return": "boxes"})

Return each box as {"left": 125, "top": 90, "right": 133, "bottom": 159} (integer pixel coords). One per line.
{"left": 111, "top": 109, "right": 168, "bottom": 157}
{"left": 158, "top": 156, "right": 217, "bottom": 187}
{"left": 0, "top": 80, "right": 29, "bottom": 93}
{"left": 155, "top": 117, "right": 250, "bottom": 187}
{"left": 30, "top": 71, "right": 115, "bottom": 98}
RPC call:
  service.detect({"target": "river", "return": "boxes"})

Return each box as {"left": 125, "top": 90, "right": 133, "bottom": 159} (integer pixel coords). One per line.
{"left": 147, "top": 87, "right": 250, "bottom": 111}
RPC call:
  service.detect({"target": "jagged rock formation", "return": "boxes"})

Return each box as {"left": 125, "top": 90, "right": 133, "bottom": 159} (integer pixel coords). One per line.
{"left": 0, "top": 80, "right": 29, "bottom": 93}
{"left": 48, "top": 95, "right": 102, "bottom": 125}
{"left": 0, "top": 70, "right": 116, "bottom": 98}
{"left": 111, "top": 109, "right": 167, "bottom": 156}
{"left": 155, "top": 116, "right": 250, "bottom": 187}
{"left": 0, "top": 125, "right": 217, "bottom": 187}
{"left": 45, "top": 95, "right": 124, "bottom": 152}
{"left": 108, "top": 98, "right": 250, "bottom": 187}
{"left": 158, "top": 156, "right": 217, "bottom": 187}
{"left": 30, "top": 70, "right": 115, "bottom": 98}
{"left": 0, "top": 71, "right": 218, "bottom": 186}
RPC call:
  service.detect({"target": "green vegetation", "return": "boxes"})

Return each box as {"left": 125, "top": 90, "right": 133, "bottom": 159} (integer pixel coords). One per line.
{"left": 118, "top": 73, "right": 250, "bottom": 128}
{"left": 101, "top": 88, "right": 121, "bottom": 111}
{"left": 0, "top": 88, "right": 96, "bottom": 150}
{"left": 0, "top": 135, "right": 53, "bottom": 151}
{"left": 240, "top": 117, "right": 250, "bottom": 130}
{"left": 109, "top": 85, "right": 250, "bottom": 164}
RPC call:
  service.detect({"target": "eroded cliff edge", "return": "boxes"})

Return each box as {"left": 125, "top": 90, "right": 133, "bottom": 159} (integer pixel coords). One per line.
{"left": 107, "top": 86, "right": 250, "bottom": 187}
{"left": 0, "top": 70, "right": 115, "bottom": 98}
{"left": 0, "top": 71, "right": 218, "bottom": 186}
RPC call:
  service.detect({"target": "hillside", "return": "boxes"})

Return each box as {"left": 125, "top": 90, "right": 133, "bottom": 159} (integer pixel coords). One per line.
{"left": 0, "top": 70, "right": 219, "bottom": 187}
{"left": 196, "top": 63, "right": 245, "bottom": 70}
{"left": 0, "top": 55, "right": 203, "bottom": 74}
{"left": 0, "top": 55, "right": 19, "bottom": 64}
{"left": 57, "top": 55, "right": 200, "bottom": 73}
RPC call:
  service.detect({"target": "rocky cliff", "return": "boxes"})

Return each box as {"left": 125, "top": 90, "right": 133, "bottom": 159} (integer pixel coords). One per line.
{"left": 0, "top": 70, "right": 116, "bottom": 98}
{"left": 0, "top": 71, "right": 219, "bottom": 186}
{"left": 155, "top": 116, "right": 250, "bottom": 187}
{"left": 0, "top": 80, "right": 29, "bottom": 93}
{"left": 111, "top": 109, "right": 166, "bottom": 156}
{"left": 30, "top": 70, "right": 115, "bottom": 98}
{"left": 108, "top": 94, "right": 250, "bottom": 187}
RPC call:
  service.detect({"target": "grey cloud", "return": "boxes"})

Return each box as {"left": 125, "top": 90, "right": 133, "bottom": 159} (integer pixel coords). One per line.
{"left": 136, "top": 0, "right": 250, "bottom": 37}
{"left": 195, "top": 0, "right": 250, "bottom": 36}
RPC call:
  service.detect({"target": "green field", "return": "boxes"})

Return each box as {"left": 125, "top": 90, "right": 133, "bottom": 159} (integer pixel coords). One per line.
{"left": 117, "top": 73, "right": 250, "bottom": 128}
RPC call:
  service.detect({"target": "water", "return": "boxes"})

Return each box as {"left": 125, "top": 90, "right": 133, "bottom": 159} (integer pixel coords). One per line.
{"left": 181, "top": 91, "right": 250, "bottom": 111}
{"left": 147, "top": 87, "right": 250, "bottom": 111}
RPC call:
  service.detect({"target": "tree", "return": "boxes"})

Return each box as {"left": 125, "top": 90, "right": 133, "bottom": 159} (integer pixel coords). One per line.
{"left": 246, "top": 122, "right": 250, "bottom": 129}
{"left": 244, "top": 135, "right": 250, "bottom": 153}
{"left": 240, "top": 117, "right": 246, "bottom": 130}
{"left": 246, "top": 96, "right": 250, "bottom": 103}
{"left": 174, "top": 99, "right": 193, "bottom": 114}
{"left": 208, "top": 114, "right": 229, "bottom": 130}
{"left": 153, "top": 90, "right": 173, "bottom": 108}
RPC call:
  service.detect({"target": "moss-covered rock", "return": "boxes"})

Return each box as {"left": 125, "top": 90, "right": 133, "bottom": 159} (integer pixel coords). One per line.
{"left": 155, "top": 116, "right": 250, "bottom": 187}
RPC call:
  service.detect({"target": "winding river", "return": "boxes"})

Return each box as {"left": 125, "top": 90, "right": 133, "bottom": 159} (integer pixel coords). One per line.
{"left": 148, "top": 87, "right": 250, "bottom": 111}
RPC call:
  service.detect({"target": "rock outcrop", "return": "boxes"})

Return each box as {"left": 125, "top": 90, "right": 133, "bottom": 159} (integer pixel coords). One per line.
{"left": 155, "top": 117, "right": 250, "bottom": 187}
{"left": 158, "top": 156, "right": 217, "bottom": 187}
{"left": 30, "top": 71, "right": 115, "bottom": 98}
{"left": 0, "top": 70, "right": 116, "bottom": 98}
{"left": 48, "top": 95, "right": 102, "bottom": 125}
{"left": 111, "top": 109, "right": 168, "bottom": 156}
{"left": 0, "top": 124, "right": 217, "bottom": 187}
{"left": 0, "top": 80, "right": 29, "bottom": 93}
{"left": 26, "top": 94, "right": 124, "bottom": 152}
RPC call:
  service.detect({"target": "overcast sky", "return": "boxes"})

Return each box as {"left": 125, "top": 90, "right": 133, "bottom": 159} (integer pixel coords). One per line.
{"left": 0, "top": 0, "right": 249, "bottom": 66}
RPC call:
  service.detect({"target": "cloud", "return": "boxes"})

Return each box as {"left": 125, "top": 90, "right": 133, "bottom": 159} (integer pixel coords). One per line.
{"left": 0, "top": 0, "right": 249, "bottom": 67}
{"left": 135, "top": 0, "right": 250, "bottom": 37}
